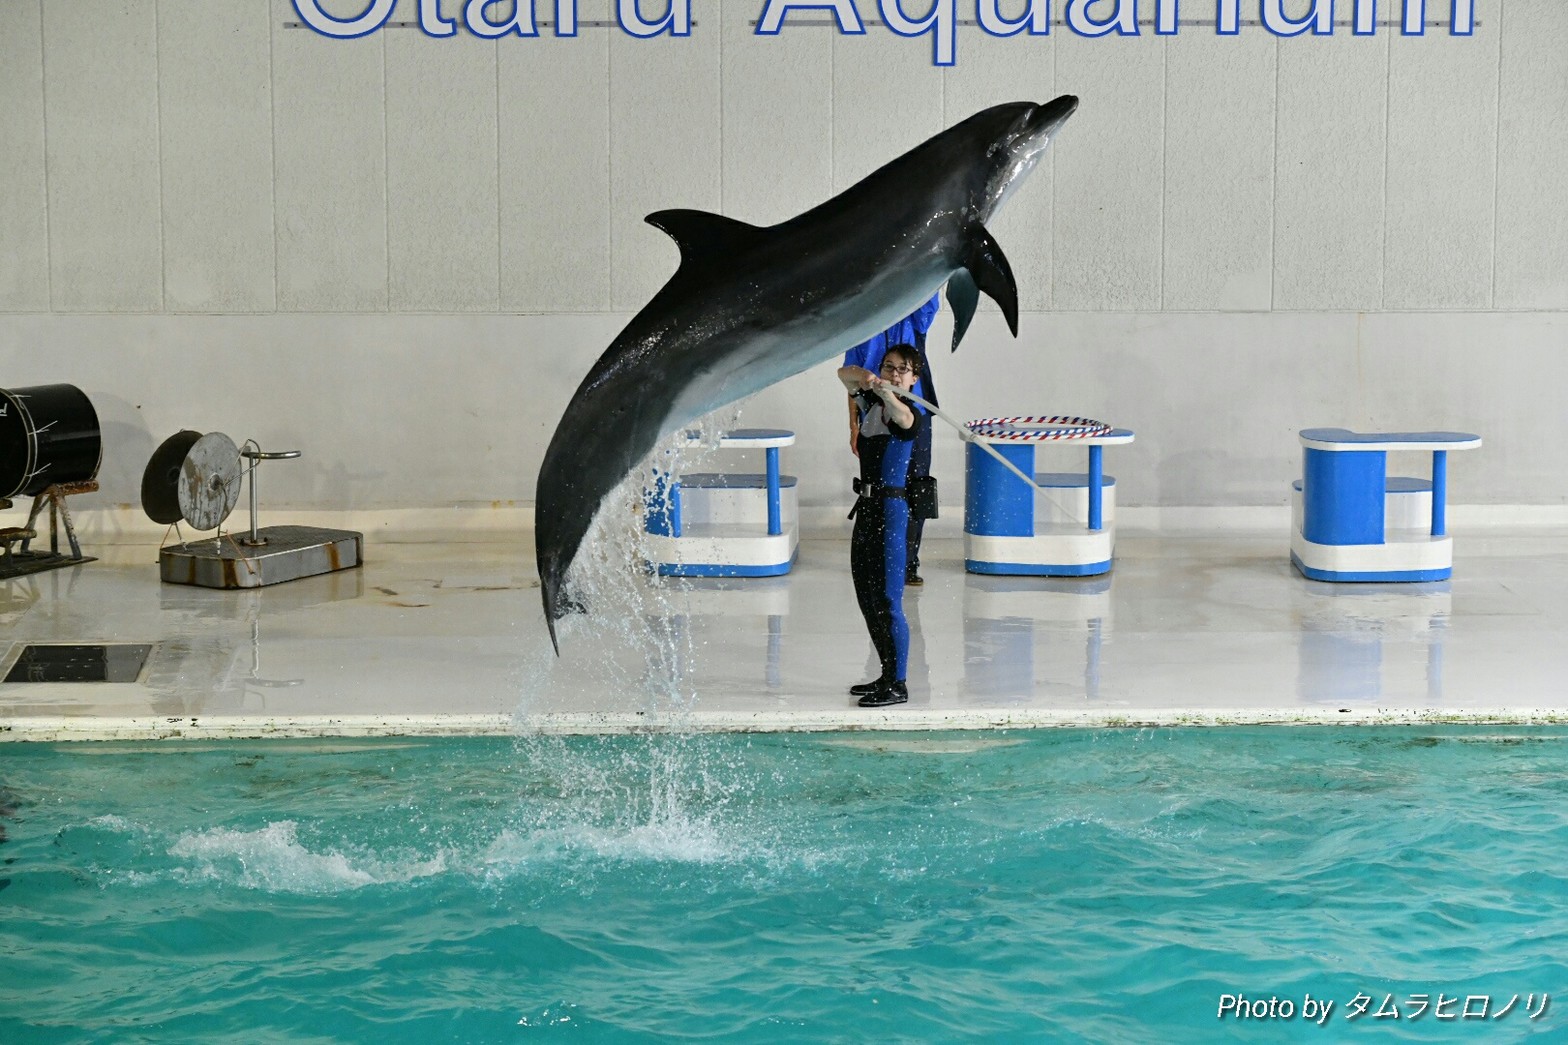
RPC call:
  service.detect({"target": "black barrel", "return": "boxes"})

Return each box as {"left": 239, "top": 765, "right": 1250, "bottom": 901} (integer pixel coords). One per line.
{"left": 0, "top": 384, "right": 102, "bottom": 499}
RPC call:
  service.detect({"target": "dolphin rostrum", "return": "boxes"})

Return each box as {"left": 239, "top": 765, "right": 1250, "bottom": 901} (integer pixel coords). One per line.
{"left": 536, "top": 95, "right": 1079, "bottom": 650}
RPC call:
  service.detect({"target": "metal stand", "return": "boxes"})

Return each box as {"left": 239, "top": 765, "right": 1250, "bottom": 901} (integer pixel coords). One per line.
{"left": 0, "top": 481, "right": 98, "bottom": 578}
{"left": 238, "top": 449, "right": 301, "bottom": 547}
{"left": 157, "top": 447, "right": 363, "bottom": 589}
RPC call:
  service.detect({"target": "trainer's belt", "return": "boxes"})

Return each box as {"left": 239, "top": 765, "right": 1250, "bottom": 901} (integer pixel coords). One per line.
{"left": 848, "top": 478, "right": 906, "bottom": 518}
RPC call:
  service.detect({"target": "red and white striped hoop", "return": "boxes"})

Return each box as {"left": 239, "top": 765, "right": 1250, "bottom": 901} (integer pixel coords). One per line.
{"left": 965, "top": 416, "right": 1112, "bottom": 441}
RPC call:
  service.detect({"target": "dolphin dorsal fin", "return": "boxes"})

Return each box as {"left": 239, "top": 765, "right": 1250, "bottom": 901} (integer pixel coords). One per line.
{"left": 946, "top": 224, "right": 1019, "bottom": 351}
{"left": 646, "top": 209, "right": 766, "bottom": 267}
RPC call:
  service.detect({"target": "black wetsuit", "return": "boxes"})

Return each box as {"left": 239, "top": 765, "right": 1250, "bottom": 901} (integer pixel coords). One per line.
{"left": 850, "top": 398, "right": 928, "bottom": 682}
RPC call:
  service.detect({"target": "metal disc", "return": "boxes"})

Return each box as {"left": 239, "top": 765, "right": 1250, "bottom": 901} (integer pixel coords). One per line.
{"left": 141, "top": 430, "right": 202, "bottom": 524}
{"left": 178, "top": 432, "right": 241, "bottom": 531}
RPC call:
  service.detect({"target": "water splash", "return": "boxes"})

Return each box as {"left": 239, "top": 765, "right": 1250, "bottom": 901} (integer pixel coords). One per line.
{"left": 519, "top": 404, "right": 745, "bottom": 721}
{"left": 492, "top": 731, "right": 784, "bottom": 883}
{"left": 509, "top": 406, "right": 763, "bottom": 865}
{"left": 168, "top": 821, "right": 451, "bottom": 892}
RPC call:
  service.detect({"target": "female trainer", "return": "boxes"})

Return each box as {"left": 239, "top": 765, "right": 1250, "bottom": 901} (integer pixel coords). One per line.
{"left": 837, "top": 343, "right": 928, "bottom": 708}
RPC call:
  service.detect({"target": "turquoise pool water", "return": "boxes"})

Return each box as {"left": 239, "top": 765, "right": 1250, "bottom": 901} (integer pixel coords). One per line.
{"left": 2, "top": 728, "right": 1565, "bottom": 1042}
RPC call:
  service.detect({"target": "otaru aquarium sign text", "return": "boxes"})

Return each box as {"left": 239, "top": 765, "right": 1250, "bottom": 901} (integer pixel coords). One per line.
{"left": 290, "top": 0, "right": 1480, "bottom": 66}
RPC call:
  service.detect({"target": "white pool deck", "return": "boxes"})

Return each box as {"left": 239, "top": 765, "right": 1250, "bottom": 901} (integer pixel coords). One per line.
{"left": 3, "top": 526, "right": 1567, "bottom": 742}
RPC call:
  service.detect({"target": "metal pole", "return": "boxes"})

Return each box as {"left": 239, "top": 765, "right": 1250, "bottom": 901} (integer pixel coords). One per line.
{"left": 249, "top": 460, "right": 261, "bottom": 544}
{"left": 238, "top": 449, "right": 299, "bottom": 547}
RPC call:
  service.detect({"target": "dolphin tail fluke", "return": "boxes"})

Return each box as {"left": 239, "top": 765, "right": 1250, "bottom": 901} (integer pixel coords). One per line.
{"left": 947, "top": 225, "right": 1019, "bottom": 351}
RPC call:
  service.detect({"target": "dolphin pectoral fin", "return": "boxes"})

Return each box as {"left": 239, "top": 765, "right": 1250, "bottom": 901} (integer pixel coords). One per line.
{"left": 646, "top": 209, "right": 767, "bottom": 267}
{"left": 968, "top": 225, "right": 1019, "bottom": 338}
{"left": 947, "top": 225, "right": 1019, "bottom": 351}
{"left": 946, "top": 271, "right": 980, "bottom": 352}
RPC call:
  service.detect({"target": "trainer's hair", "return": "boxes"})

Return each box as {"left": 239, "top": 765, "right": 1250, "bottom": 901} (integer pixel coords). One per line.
{"left": 882, "top": 343, "right": 921, "bottom": 374}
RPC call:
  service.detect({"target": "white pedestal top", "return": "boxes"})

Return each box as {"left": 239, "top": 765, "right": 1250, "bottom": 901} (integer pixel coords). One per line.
{"left": 1299, "top": 428, "right": 1481, "bottom": 452}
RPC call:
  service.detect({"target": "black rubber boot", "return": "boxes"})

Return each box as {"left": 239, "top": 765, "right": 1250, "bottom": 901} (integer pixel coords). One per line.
{"left": 849, "top": 677, "right": 887, "bottom": 698}
{"left": 857, "top": 679, "right": 909, "bottom": 708}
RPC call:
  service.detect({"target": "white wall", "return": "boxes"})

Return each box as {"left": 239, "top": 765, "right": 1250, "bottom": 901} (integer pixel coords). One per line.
{"left": 2, "top": 0, "right": 1565, "bottom": 526}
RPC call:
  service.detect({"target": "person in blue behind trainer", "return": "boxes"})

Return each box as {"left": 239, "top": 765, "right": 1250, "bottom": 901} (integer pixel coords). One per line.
{"left": 837, "top": 343, "right": 929, "bottom": 708}
{"left": 843, "top": 292, "right": 940, "bottom": 585}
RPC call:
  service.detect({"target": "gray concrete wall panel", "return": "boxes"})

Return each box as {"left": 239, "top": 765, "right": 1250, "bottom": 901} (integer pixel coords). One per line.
{"left": 1274, "top": 36, "right": 1388, "bottom": 310}
{"left": 43, "top": 0, "right": 162, "bottom": 311}
{"left": 387, "top": 33, "right": 500, "bottom": 312}
{"left": 158, "top": 0, "right": 276, "bottom": 313}
{"left": 272, "top": 4, "right": 388, "bottom": 311}
{"left": 0, "top": 0, "right": 49, "bottom": 311}
{"left": 1053, "top": 32, "right": 1163, "bottom": 311}
{"left": 499, "top": 28, "right": 611, "bottom": 313}
{"left": 1385, "top": 31, "right": 1499, "bottom": 310}
{"left": 1163, "top": 33, "right": 1275, "bottom": 312}
{"left": 4, "top": 311, "right": 1557, "bottom": 511}
{"left": 1, "top": 9, "right": 1560, "bottom": 515}
{"left": 1495, "top": 0, "right": 1568, "bottom": 309}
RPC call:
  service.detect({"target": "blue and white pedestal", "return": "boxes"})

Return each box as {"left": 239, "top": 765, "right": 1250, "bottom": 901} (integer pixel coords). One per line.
{"left": 644, "top": 428, "right": 799, "bottom": 577}
{"left": 1290, "top": 428, "right": 1481, "bottom": 583}
{"left": 963, "top": 428, "right": 1135, "bottom": 576}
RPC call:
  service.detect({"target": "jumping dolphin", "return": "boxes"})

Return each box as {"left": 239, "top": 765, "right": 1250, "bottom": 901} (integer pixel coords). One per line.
{"left": 536, "top": 95, "right": 1079, "bottom": 650}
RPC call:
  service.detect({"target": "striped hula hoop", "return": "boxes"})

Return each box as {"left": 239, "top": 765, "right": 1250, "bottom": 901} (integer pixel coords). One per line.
{"left": 966, "top": 416, "right": 1113, "bottom": 441}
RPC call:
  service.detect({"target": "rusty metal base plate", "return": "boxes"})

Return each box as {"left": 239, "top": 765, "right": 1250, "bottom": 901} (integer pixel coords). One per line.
{"left": 159, "top": 525, "right": 362, "bottom": 589}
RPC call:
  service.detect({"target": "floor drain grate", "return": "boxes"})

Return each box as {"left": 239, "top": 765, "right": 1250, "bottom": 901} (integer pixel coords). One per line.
{"left": 4, "top": 644, "right": 154, "bottom": 684}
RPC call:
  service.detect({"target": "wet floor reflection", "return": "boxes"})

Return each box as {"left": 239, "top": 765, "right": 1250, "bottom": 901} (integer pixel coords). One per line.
{"left": 962, "top": 573, "right": 1111, "bottom": 702}
{"left": 652, "top": 576, "right": 790, "bottom": 692}
{"left": 0, "top": 563, "right": 90, "bottom": 643}
{"left": 145, "top": 569, "right": 363, "bottom": 716}
{"left": 1295, "top": 582, "right": 1450, "bottom": 706}
{"left": 0, "top": 576, "right": 42, "bottom": 629}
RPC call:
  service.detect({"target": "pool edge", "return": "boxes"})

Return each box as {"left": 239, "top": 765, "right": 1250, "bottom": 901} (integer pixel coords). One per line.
{"left": 6, "top": 707, "right": 1568, "bottom": 742}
